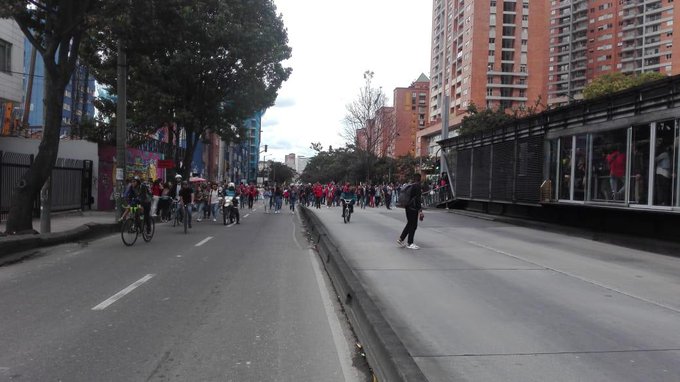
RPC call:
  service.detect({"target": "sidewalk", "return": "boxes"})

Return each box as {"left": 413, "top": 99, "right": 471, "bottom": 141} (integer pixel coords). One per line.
{"left": 0, "top": 210, "right": 119, "bottom": 264}
{"left": 0, "top": 210, "right": 117, "bottom": 234}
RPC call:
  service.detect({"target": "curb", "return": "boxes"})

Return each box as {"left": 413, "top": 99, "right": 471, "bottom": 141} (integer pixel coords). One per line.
{"left": 300, "top": 207, "right": 429, "bottom": 382}
{"left": 0, "top": 222, "right": 120, "bottom": 266}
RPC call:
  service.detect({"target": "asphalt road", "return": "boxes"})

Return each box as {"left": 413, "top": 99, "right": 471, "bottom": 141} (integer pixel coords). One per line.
{"left": 0, "top": 203, "right": 368, "bottom": 382}
{"left": 308, "top": 204, "right": 680, "bottom": 382}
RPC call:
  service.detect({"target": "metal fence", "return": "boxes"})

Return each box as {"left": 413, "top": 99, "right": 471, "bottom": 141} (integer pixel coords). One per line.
{"left": 422, "top": 184, "right": 453, "bottom": 208}
{"left": 0, "top": 151, "right": 92, "bottom": 222}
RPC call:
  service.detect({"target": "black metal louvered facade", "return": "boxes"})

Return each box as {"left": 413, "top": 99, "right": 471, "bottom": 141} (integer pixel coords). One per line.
{"left": 455, "top": 149, "right": 471, "bottom": 198}
{"left": 490, "top": 141, "right": 515, "bottom": 201}
{"left": 514, "top": 135, "right": 544, "bottom": 203}
{"left": 438, "top": 76, "right": 680, "bottom": 215}
{"left": 471, "top": 145, "right": 491, "bottom": 199}
{"left": 441, "top": 121, "right": 545, "bottom": 205}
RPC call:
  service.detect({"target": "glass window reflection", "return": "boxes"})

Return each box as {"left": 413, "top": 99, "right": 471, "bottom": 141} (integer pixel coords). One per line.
{"left": 590, "top": 130, "right": 628, "bottom": 202}
{"left": 574, "top": 135, "right": 587, "bottom": 201}
{"left": 630, "top": 125, "right": 650, "bottom": 205}
{"left": 654, "top": 120, "right": 675, "bottom": 206}
{"left": 559, "top": 137, "right": 572, "bottom": 200}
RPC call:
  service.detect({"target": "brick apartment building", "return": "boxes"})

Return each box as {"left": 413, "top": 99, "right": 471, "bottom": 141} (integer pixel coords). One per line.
{"left": 548, "top": 0, "right": 680, "bottom": 104}
{"left": 393, "top": 73, "right": 430, "bottom": 158}
{"left": 420, "top": 0, "right": 550, "bottom": 158}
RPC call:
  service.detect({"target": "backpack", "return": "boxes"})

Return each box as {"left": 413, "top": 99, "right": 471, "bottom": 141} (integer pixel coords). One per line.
{"left": 397, "top": 184, "right": 414, "bottom": 208}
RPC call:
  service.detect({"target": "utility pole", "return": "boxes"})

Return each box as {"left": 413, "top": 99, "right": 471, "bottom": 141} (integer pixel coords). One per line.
{"left": 115, "top": 39, "right": 127, "bottom": 221}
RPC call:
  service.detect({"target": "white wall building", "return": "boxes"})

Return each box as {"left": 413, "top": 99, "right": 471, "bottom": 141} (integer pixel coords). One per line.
{"left": 0, "top": 19, "right": 25, "bottom": 104}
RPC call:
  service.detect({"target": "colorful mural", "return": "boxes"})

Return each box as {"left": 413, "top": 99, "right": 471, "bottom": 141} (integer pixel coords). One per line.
{"left": 97, "top": 145, "right": 165, "bottom": 210}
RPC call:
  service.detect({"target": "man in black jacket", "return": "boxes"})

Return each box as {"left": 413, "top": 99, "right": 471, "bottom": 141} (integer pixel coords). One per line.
{"left": 397, "top": 173, "right": 424, "bottom": 250}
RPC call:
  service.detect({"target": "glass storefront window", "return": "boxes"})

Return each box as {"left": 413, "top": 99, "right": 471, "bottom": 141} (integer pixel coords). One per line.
{"left": 630, "top": 124, "right": 650, "bottom": 205}
{"left": 653, "top": 120, "right": 675, "bottom": 206}
{"left": 559, "top": 136, "right": 572, "bottom": 200}
{"left": 574, "top": 135, "right": 587, "bottom": 201}
{"left": 590, "top": 129, "right": 628, "bottom": 202}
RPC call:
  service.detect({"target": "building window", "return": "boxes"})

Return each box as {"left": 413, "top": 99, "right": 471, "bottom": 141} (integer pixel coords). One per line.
{"left": 0, "top": 39, "right": 11, "bottom": 73}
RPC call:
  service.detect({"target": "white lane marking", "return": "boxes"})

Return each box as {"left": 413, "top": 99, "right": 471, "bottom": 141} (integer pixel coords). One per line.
{"left": 92, "top": 274, "right": 155, "bottom": 311}
{"left": 195, "top": 236, "right": 214, "bottom": 247}
{"left": 243, "top": 214, "right": 250, "bottom": 218}
{"left": 308, "top": 249, "right": 361, "bottom": 382}
{"left": 466, "top": 240, "right": 680, "bottom": 314}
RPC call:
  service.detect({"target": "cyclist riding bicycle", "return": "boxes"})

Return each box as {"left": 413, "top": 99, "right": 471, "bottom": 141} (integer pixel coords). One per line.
{"left": 178, "top": 180, "right": 194, "bottom": 229}
{"left": 340, "top": 183, "right": 357, "bottom": 218}
{"left": 121, "top": 176, "right": 152, "bottom": 233}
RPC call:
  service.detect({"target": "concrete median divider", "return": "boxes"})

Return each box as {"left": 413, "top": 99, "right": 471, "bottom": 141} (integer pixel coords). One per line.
{"left": 300, "top": 206, "right": 429, "bottom": 382}
{"left": 0, "top": 222, "right": 120, "bottom": 265}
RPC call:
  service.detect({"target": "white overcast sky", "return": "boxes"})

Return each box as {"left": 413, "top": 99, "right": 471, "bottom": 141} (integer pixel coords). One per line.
{"left": 262, "top": 0, "right": 432, "bottom": 162}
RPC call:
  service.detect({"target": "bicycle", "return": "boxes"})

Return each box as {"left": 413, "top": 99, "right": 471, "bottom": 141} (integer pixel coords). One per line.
{"left": 121, "top": 205, "right": 155, "bottom": 246}
{"left": 341, "top": 198, "right": 354, "bottom": 224}
{"left": 173, "top": 201, "right": 190, "bottom": 233}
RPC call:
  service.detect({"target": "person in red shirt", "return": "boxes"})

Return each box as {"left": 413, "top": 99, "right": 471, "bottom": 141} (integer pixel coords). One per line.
{"left": 313, "top": 183, "right": 323, "bottom": 209}
{"left": 150, "top": 179, "right": 163, "bottom": 216}
{"left": 247, "top": 184, "right": 256, "bottom": 209}
{"left": 606, "top": 147, "right": 626, "bottom": 200}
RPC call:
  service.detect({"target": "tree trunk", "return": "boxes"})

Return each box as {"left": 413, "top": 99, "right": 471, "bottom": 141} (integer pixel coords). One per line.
{"left": 5, "top": 75, "right": 67, "bottom": 234}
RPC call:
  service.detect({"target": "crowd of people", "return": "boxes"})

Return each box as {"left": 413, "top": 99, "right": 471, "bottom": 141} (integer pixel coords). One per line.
{"left": 120, "top": 172, "right": 450, "bottom": 249}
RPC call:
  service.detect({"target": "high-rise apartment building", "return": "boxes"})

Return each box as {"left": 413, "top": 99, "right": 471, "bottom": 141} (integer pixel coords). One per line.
{"left": 424, "top": 0, "right": 549, "bottom": 157}
{"left": 284, "top": 153, "right": 296, "bottom": 170}
{"left": 394, "top": 74, "right": 430, "bottom": 158}
{"left": 548, "top": 0, "right": 680, "bottom": 104}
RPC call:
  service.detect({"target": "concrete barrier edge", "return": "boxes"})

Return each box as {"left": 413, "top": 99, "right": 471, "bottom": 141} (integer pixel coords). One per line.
{"left": 300, "top": 206, "right": 429, "bottom": 382}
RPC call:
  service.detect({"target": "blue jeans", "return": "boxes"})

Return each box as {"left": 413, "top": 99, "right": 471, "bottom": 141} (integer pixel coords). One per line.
{"left": 275, "top": 196, "right": 283, "bottom": 211}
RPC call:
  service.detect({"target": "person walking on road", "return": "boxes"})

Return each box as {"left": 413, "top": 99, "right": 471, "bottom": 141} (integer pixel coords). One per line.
{"left": 397, "top": 173, "right": 424, "bottom": 250}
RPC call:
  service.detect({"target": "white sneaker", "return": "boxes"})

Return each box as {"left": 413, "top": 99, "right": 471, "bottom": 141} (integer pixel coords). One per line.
{"left": 196, "top": 218, "right": 202, "bottom": 222}
{"left": 406, "top": 243, "right": 420, "bottom": 250}
{"left": 213, "top": 218, "right": 216, "bottom": 222}
{"left": 396, "top": 238, "right": 406, "bottom": 247}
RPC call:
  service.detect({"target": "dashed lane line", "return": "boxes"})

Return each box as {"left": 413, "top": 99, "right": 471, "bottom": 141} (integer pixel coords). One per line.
{"left": 195, "top": 236, "right": 214, "bottom": 246}
{"left": 92, "top": 274, "right": 155, "bottom": 311}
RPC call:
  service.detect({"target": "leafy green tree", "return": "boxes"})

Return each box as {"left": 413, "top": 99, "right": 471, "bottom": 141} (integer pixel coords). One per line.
{"left": 267, "top": 161, "right": 296, "bottom": 185}
{"left": 0, "top": 0, "right": 104, "bottom": 233}
{"left": 583, "top": 72, "right": 666, "bottom": 100}
{"left": 88, "top": 0, "right": 292, "bottom": 178}
{"left": 457, "top": 103, "right": 515, "bottom": 136}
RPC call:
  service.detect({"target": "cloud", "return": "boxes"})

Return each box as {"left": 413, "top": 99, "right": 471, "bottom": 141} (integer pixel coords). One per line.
{"left": 274, "top": 97, "right": 296, "bottom": 108}
{"left": 262, "top": 118, "right": 279, "bottom": 127}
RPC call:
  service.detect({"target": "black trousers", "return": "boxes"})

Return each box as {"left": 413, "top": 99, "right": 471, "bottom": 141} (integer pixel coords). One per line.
{"left": 400, "top": 208, "right": 419, "bottom": 245}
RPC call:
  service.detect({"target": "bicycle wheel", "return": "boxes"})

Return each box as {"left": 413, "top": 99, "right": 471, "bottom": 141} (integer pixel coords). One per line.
{"left": 183, "top": 206, "right": 188, "bottom": 234}
{"left": 121, "top": 218, "right": 138, "bottom": 246}
{"left": 343, "top": 206, "right": 348, "bottom": 224}
{"left": 347, "top": 210, "right": 351, "bottom": 223}
{"left": 142, "top": 217, "right": 155, "bottom": 242}
{"left": 173, "top": 206, "right": 179, "bottom": 227}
